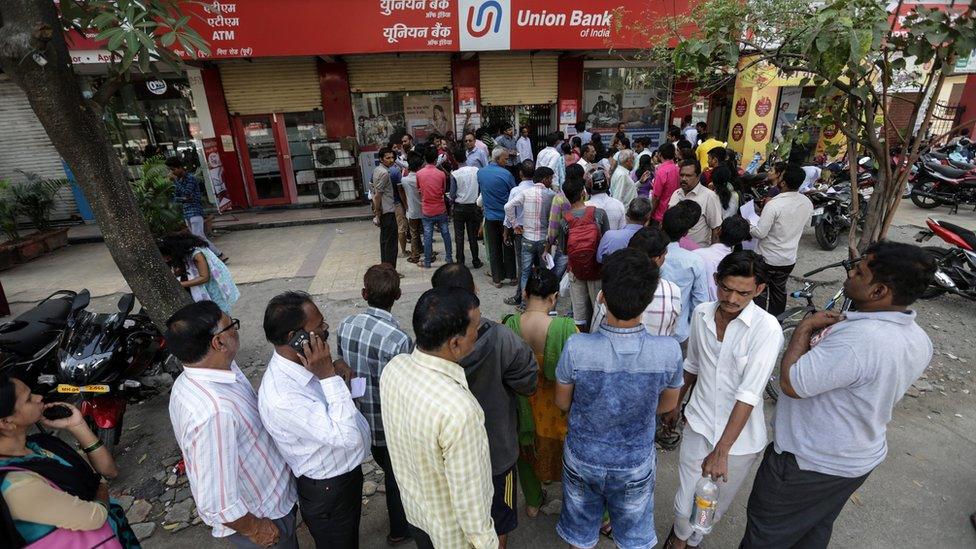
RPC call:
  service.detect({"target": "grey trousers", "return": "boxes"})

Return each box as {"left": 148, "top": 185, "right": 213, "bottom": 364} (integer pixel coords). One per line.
{"left": 186, "top": 215, "right": 223, "bottom": 257}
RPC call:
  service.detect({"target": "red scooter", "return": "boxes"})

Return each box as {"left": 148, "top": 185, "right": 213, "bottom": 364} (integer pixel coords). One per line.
{"left": 915, "top": 218, "right": 976, "bottom": 301}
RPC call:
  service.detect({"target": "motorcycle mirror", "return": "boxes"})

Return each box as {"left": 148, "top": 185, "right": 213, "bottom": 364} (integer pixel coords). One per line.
{"left": 858, "top": 156, "right": 872, "bottom": 166}
{"left": 117, "top": 294, "right": 135, "bottom": 315}
{"left": 71, "top": 290, "right": 90, "bottom": 312}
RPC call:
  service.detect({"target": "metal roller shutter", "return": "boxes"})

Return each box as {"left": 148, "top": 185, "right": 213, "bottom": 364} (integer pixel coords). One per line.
{"left": 479, "top": 53, "right": 558, "bottom": 106}
{"left": 346, "top": 54, "right": 451, "bottom": 92}
{"left": 220, "top": 58, "right": 322, "bottom": 115}
{"left": 0, "top": 76, "right": 77, "bottom": 221}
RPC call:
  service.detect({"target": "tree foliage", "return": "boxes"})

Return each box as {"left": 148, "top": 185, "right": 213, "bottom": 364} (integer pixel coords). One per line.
{"left": 628, "top": 0, "right": 976, "bottom": 254}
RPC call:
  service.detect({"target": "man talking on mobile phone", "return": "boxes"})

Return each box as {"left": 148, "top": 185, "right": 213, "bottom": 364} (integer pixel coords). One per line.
{"left": 258, "top": 291, "right": 370, "bottom": 549}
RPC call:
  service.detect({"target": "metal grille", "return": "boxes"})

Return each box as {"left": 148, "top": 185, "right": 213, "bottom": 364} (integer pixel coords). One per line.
{"left": 481, "top": 105, "right": 554, "bottom": 152}
{"left": 928, "top": 101, "right": 965, "bottom": 143}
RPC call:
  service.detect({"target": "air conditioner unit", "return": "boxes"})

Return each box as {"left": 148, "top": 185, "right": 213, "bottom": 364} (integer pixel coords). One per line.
{"left": 318, "top": 176, "right": 359, "bottom": 204}
{"left": 312, "top": 141, "right": 355, "bottom": 169}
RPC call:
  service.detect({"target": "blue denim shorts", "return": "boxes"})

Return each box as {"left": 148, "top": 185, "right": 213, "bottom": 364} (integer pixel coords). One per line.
{"left": 556, "top": 449, "right": 657, "bottom": 549}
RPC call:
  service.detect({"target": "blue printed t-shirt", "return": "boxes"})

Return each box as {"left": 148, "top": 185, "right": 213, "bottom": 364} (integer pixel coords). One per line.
{"left": 478, "top": 163, "right": 517, "bottom": 221}
{"left": 556, "top": 324, "right": 683, "bottom": 469}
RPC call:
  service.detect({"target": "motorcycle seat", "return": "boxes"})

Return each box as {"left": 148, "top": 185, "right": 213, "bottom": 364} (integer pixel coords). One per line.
{"left": 0, "top": 297, "right": 72, "bottom": 358}
{"left": 949, "top": 159, "right": 976, "bottom": 171}
{"left": 926, "top": 161, "right": 971, "bottom": 179}
{"left": 939, "top": 221, "right": 976, "bottom": 251}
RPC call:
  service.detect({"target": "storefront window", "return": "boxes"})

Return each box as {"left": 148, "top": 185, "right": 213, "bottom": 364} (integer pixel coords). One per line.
{"left": 96, "top": 76, "right": 200, "bottom": 174}
{"left": 352, "top": 91, "right": 453, "bottom": 148}
{"left": 283, "top": 111, "right": 327, "bottom": 203}
{"left": 582, "top": 67, "right": 669, "bottom": 146}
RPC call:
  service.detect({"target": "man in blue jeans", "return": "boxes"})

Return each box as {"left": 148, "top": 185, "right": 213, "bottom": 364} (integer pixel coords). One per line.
{"left": 416, "top": 147, "right": 453, "bottom": 268}
{"left": 555, "top": 247, "right": 683, "bottom": 549}
{"left": 503, "top": 166, "right": 555, "bottom": 307}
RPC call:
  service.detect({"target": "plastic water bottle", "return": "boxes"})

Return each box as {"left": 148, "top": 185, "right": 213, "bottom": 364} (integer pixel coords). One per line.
{"left": 690, "top": 476, "right": 719, "bottom": 535}
{"left": 745, "top": 152, "right": 763, "bottom": 174}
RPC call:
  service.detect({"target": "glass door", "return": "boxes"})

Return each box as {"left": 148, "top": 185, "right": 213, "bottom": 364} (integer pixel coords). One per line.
{"left": 283, "top": 111, "right": 327, "bottom": 204}
{"left": 234, "top": 114, "right": 294, "bottom": 206}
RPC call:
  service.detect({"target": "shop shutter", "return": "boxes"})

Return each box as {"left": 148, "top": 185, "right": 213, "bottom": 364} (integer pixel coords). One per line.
{"left": 345, "top": 55, "right": 451, "bottom": 92}
{"left": 479, "top": 53, "right": 558, "bottom": 106}
{"left": 0, "top": 76, "right": 77, "bottom": 221}
{"left": 220, "top": 59, "right": 322, "bottom": 115}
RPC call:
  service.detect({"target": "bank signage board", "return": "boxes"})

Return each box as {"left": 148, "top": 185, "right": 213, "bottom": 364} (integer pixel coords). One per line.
{"left": 67, "top": 0, "right": 688, "bottom": 58}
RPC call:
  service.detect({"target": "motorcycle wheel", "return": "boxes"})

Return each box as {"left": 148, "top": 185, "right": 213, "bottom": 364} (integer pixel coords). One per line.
{"left": 910, "top": 180, "right": 942, "bottom": 209}
{"left": 920, "top": 246, "right": 949, "bottom": 299}
{"left": 815, "top": 220, "right": 841, "bottom": 250}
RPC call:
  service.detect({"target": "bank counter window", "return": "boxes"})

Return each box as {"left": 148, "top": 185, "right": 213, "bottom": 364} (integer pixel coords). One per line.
{"left": 353, "top": 91, "right": 453, "bottom": 149}
{"left": 582, "top": 67, "right": 669, "bottom": 148}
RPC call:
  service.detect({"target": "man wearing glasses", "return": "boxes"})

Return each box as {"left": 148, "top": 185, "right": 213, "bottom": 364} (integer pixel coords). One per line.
{"left": 464, "top": 131, "right": 489, "bottom": 169}
{"left": 167, "top": 302, "right": 299, "bottom": 548}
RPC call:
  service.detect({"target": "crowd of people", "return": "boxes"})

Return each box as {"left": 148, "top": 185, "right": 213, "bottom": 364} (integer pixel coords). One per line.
{"left": 0, "top": 117, "right": 941, "bottom": 549}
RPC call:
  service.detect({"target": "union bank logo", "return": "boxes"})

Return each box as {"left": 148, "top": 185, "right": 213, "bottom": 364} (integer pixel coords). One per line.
{"left": 459, "top": 0, "right": 510, "bottom": 51}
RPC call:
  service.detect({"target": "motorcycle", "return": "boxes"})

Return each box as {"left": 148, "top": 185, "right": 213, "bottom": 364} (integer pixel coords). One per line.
{"left": 915, "top": 218, "right": 976, "bottom": 301}
{"left": 910, "top": 149, "right": 976, "bottom": 212}
{"left": 810, "top": 172, "right": 873, "bottom": 251}
{"left": 0, "top": 290, "right": 90, "bottom": 387}
{"left": 37, "top": 293, "right": 172, "bottom": 454}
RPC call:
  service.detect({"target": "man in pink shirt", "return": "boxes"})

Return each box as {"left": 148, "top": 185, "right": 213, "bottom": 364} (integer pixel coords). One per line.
{"left": 650, "top": 143, "right": 680, "bottom": 224}
{"left": 416, "top": 147, "right": 454, "bottom": 268}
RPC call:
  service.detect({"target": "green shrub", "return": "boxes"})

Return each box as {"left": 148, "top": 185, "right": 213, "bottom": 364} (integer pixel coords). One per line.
{"left": 131, "top": 157, "right": 184, "bottom": 236}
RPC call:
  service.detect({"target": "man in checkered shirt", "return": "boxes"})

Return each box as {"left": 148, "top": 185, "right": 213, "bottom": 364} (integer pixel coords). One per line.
{"left": 336, "top": 264, "right": 413, "bottom": 546}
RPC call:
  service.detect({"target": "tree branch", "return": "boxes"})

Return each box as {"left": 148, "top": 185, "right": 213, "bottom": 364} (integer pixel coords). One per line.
{"left": 90, "top": 75, "right": 125, "bottom": 110}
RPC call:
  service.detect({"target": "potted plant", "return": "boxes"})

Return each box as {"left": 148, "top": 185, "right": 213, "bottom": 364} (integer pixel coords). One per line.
{"left": 10, "top": 171, "right": 69, "bottom": 254}
{"left": 131, "top": 157, "right": 185, "bottom": 236}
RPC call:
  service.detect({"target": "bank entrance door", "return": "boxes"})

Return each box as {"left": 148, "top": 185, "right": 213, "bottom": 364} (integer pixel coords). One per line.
{"left": 233, "top": 114, "right": 295, "bottom": 206}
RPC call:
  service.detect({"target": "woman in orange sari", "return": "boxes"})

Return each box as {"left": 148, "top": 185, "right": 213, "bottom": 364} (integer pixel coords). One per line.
{"left": 504, "top": 268, "right": 577, "bottom": 517}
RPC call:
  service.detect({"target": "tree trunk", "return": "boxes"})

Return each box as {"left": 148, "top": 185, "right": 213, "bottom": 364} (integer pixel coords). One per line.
{"left": 0, "top": 0, "right": 190, "bottom": 328}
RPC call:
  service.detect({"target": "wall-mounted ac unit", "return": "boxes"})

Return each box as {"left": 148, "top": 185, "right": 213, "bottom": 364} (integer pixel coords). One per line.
{"left": 312, "top": 141, "right": 355, "bottom": 169}
{"left": 318, "top": 176, "right": 359, "bottom": 204}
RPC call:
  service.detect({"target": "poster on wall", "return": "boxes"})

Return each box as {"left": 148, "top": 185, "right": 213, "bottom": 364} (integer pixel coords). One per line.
{"left": 354, "top": 95, "right": 403, "bottom": 149}
{"left": 200, "top": 138, "right": 234, "bottom": 212}
{"left": 457, "top": 86, "right": 477, "bottom": 114}
{"left": 456, "top": 111, "right": 480, "bottom": 138}
{"left": 773, "top": 87, "right": 802, "bottom": 141}
{"left": 404, "top": 93, "right": 453, "bottom": 141}
{"left": 583, "top": 89, "right": 622, "bottom": 132}
{"left": 559, "top": 99, "right": 578, "bottom": 125}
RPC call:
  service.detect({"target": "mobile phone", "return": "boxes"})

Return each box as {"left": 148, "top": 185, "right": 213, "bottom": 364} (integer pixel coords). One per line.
{"left": 42, "top": 405, "right": 73, "bottom": 421}
{"left": 288, "top": 329, "right": 311, "bottom": 357}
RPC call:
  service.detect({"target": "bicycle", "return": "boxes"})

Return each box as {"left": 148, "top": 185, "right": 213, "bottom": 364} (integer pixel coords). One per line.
{"left": 764, "top": 256, "right": 861, "bottom": 402}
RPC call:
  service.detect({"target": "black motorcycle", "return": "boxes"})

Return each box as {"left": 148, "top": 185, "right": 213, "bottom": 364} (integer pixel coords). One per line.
{"left": 37, "top": 293, "right": 172, "bottom": 454}
{"left": 810, "top": 176, "right": 871, "bottom": 251}
{"left": 0, "top": 290, "right": 90, "bottom": 387}
{"left": 916, "top": 218, "right": 976, "bottom": 301}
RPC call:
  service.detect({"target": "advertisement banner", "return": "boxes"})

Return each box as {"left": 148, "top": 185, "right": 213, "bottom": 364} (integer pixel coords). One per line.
{"left": 773, "top": 87, "right": 802, "bottom": 141}
{"left": 404, "top": 94, "right": 454, "bottom": 140}
{"left": 66, "top": 0, "right": 692, "bottom": 58}
{"left": 559, "top": 99, "right": 578, "bottom": 125}
{"left": 200, "top": 138, "right": 234, "bottom": 212}
{"left": 457, "top": 86, "right": 478, "bottom": 114}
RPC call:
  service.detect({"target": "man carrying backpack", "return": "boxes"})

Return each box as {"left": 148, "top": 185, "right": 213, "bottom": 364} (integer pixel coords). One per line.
{"left": 555, "top": 178, "right": 610, "bottom": 332}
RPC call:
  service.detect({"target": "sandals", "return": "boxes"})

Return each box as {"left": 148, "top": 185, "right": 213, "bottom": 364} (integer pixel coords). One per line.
{"left": 600, "top": 519, "right": 613, "bottom": 540}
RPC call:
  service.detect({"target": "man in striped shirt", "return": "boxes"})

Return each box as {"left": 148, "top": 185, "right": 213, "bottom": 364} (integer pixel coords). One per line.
{"left": 166, "top": 301, "right": 298, "bottom": 548}
{"left": 590, "top": 226, "right": 682, "bottom": 337}
{"left": 504, "top": 166, "right": 556, "bottom": 307}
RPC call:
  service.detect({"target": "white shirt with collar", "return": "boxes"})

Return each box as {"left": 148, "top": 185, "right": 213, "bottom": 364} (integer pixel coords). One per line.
{"left": 683, "top": 301, "right": 784, "bottom": 455}
{"left": 750, "top": 191, "right": 814, "bottom": 267}
{"left": 169, "top": 362, "right": 297, "bottom": 537}
{"left": 258, "top": 352, "right": 371, "bottom": 480}
{"left": 585, "top": 192, "right": 626, "bottom": 230}
{"left": 669, "top": 183, "right": 723, "bottom": 248}
{"left": 693, "top": 243, "right": 733, "bottom": 300}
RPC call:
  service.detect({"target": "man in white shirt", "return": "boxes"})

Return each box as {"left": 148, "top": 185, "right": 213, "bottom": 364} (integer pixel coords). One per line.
{"left": 503, "top": 161, "right": 540, "bottom": 306}
{"left": 585, "top": 169, "right": 626, "bottom": 230}
{"left": 662, "top": 251, "right": 784, "bottom": 549}
{"left": 610, "top": 149, "right": 638, "bottom": 208}
{"left": 694, "top": 216, "right": 752, "bottom": 300}
{"left": 668, "top": 160, "right": 723, "bottom": 247}
{"left": 535, "top": 131, "right": 566, "bottom": 188}
{"left": 258, "top": 292, "right": 371, "bottom": 549}
{"left": 167, "top": 302, "right": 298, "bottom": 548}
{"left": 750, "top": 163, "right": 815, "bottom": 316}
{"left": 575, "top": 121, "right": 593, "bottom": 146}
{"left": 450, "top": 148, "right": 484, "bottom": 268}
{"left": 577, "top": 143, "right": 598, "bottom": 177}
{"left": 516, "top": 126, "right": 534, "bottom": 162}
{"left": 681, "top": 115, "right": 698, "bottom": 146}
{"left": 798, "top": 165, "right": 822, "bottom": 193}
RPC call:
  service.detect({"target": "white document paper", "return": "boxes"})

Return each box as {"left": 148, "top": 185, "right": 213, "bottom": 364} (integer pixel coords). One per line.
{"left": 351, "top": 377, "right": 367, "bottom": 398}
{"left": 739, "top": 200, "right": 760, "bottom": 251}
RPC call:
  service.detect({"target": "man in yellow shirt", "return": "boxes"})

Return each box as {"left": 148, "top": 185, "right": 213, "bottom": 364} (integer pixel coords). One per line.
{"left": 696, "top": 131, "right": 727, "bottom": 171}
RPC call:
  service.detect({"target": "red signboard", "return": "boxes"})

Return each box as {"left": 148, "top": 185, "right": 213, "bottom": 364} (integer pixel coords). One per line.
{"left": 755, "top": 96, "right": 772, "bottom": 117}
{"left": 67, "top": 0, "right": 691, "bottom": 58}
{"left": 731, "top": 123, "right": 744, "bottom": 142}
{"left": 735, "top": 98, "right": 748, "bottom": 117}
{"left": 750, "top": 123, "right": 768, "bottom": 142}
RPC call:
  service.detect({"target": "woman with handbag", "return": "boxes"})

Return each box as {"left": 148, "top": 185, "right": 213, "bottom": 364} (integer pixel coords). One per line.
{"left": 0, "top": 375, "right": 141, "bottom": 548}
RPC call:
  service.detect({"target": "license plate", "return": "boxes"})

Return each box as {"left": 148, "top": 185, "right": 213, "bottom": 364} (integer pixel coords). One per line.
{"left": 812, "top": 207, "right": 824, "bottom": 216}
{"left": 56, "top": 384, "right": 109, "bottom": 394}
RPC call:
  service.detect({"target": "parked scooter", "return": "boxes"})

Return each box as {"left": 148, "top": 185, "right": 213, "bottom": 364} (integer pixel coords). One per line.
{"left": 0, "top": 290, "right": 90, "bottom": 386}
{"left": 809, "top": 170, "right": 873, "bottom": 250}
{"left": 915, "top": 218, "right": 976, "bottom": 301}
{"left": 37, "top": 293, "right": 172, "bottom": 454}
{"left": 910, "top": 147, "right": 976, "bottom": 212}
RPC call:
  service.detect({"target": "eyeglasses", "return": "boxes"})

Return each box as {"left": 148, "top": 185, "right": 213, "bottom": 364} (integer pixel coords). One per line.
{"left": 213, "top": 318, "right": 240, "bottom": 337}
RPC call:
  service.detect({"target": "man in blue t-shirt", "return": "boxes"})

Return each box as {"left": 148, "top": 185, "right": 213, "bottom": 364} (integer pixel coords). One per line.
{"left": 554, "top": 247, "right": 683, "bottom": 549}
{"left": 478, "top": 148, "right": 517, "bottom": 288}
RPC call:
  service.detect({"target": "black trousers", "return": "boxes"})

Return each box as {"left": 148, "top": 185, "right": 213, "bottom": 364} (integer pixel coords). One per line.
{"left": 371, "top": 445, "right": 410, "bottom": 539}
{"left": 452, "top": 203, "right": 482, "bottom": 266}
{"left": 754, "top": 263, "right": 794, "bottom": 317}
{"left": 296, "top": 466, "right": 364, "bottom": 549}
{"left": 380, "top": 212, "right": 398, "bottom": 269}
{"left": 740, "top": 444, "right": 870, "bottom": 549}
{"left": 409, "top": 525, "right": 435, "bottom": 549}
{"left": 484, "top": 219, "right": 516, "bottom": 284}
